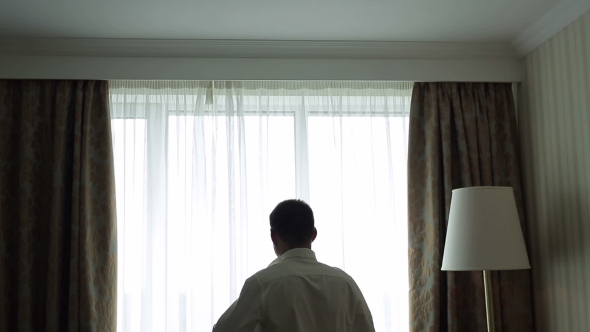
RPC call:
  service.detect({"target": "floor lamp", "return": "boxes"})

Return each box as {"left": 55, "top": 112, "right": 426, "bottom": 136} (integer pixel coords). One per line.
{"left": 441, "top": 187, "right": 530, "bottom": 332}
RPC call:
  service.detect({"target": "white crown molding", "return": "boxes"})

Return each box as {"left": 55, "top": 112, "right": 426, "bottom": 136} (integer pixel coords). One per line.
{"left": 0, "top": 55, "right": 522, "bottom": 82}
{"left": 0, "top": 37, "right": 517, "bottom": 60}
{"left": 512, "top": 0, "right": 590, "bottom": 57}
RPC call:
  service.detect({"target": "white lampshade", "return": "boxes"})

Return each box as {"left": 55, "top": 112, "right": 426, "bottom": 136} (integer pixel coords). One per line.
{"left": 441, "top": 186, "right": 530, "bottom": 271}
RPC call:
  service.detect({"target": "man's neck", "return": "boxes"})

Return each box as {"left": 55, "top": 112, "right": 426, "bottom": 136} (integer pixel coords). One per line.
{"left": 279, "top": 245, "right": 312, "bottom": 256}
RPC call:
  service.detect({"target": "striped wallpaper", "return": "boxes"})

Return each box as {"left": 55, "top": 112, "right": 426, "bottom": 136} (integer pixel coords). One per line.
{"left": 519, "top": 10, "right": 590, "bottom": 332}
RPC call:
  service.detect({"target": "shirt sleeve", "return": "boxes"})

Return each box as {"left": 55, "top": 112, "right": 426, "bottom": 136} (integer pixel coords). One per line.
{"left": 212, "top": 277, "right": 263, "bottom": 332}
{"left": 353, "top": 286, "right": 376, "bottom": 332}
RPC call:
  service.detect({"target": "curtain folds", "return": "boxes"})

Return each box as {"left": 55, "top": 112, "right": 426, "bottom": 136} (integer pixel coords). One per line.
{"left": 0, "top": 80, "right": 117, "bottom": 331}
{"left": 110, "top": 80, "right": 413, "bottom": 332}
{"left": 407, "top": 82, "right": 534, "bottom": 332}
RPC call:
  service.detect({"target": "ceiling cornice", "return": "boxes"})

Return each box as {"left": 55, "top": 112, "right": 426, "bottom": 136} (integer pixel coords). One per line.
{"left": 512, "top": 0, "right": 590, "bottom": 58}
{"left": 0, "top": 37, "right": 517, "bottom": 60}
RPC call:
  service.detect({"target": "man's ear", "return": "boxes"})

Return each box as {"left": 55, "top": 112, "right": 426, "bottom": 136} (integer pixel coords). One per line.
{"left": 270, "top": 229, "right": 279, "bottom": 244}
{"left": 311, "top": 227, "right": 318, "bottom": 242}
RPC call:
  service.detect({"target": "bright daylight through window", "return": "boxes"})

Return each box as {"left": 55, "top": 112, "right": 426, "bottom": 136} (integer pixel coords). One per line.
{"left": 110, "top": 81, "right": 411, "bottom": 332}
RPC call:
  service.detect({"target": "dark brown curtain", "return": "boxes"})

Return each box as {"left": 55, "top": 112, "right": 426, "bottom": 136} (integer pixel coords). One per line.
{"left": 0, "top": 80, "right": 116, "bottom": 331}
{"left": 408, "top": 83, "right": 534, "bottom": 332}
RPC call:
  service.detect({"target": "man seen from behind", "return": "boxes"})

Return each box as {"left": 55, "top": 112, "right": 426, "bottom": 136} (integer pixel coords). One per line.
{"left": 213, "top": 199, "right": 375, "bottom": 332}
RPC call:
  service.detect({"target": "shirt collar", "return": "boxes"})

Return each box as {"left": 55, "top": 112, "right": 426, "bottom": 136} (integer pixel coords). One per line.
{"left": 268, "top": 248, "right": 317, "bottom": 267}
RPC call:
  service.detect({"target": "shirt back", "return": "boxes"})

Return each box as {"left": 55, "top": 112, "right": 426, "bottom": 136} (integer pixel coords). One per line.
{"left": 213, "top": 248, "right": 374, "bottom": 332}
{"left": 254, "top": 249, "right": 374, "bottom": 332}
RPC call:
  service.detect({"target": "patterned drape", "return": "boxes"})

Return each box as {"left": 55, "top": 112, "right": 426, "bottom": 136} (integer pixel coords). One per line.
{"left": 408, "top": 83, "right": 534, "bottom": 332}
{"left": 0, "top": 80, "right": 117, "bottom": 331}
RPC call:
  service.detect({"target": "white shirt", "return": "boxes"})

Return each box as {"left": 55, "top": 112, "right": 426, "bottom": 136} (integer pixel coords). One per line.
{"left": 212, "top": 248, "right": 375, "bottom": 332}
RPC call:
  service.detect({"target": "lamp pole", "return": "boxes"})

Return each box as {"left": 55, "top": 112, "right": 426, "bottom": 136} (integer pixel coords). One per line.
{"left": 483, "top": 270, "right": 495, "bottom": 332}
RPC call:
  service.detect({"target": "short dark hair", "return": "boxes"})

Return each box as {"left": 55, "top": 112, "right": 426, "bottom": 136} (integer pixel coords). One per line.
{"left": 270, "top": 199, "right": 315, "bottom": 247}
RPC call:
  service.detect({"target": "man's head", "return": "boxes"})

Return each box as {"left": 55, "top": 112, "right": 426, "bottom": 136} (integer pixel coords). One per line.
{"left": 269, "top": 199, "right": 317, "bottom": 257}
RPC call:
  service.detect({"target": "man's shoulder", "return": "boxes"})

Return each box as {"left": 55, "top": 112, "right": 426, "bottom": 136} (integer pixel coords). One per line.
{"left": 251, "top": 260, "right": 356, "bottom": 285}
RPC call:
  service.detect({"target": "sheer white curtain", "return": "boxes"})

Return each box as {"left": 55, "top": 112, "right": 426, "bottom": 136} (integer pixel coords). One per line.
{"left": 110, "top": 81, "right": 412, "bottom": 332}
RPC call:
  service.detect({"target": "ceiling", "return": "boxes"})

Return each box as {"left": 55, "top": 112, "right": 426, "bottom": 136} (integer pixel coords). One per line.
{"left": 0, "top": 0, "right": 563, "bottom": 42}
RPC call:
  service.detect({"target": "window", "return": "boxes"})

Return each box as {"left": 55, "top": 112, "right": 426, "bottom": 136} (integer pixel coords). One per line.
{"left": 110, "top": 81, "right": 411, "bottom": 332}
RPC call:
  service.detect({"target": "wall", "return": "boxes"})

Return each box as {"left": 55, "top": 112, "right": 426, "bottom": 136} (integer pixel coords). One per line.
{"left": 519, "top": 10, "right": 590, "bottom": 332}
